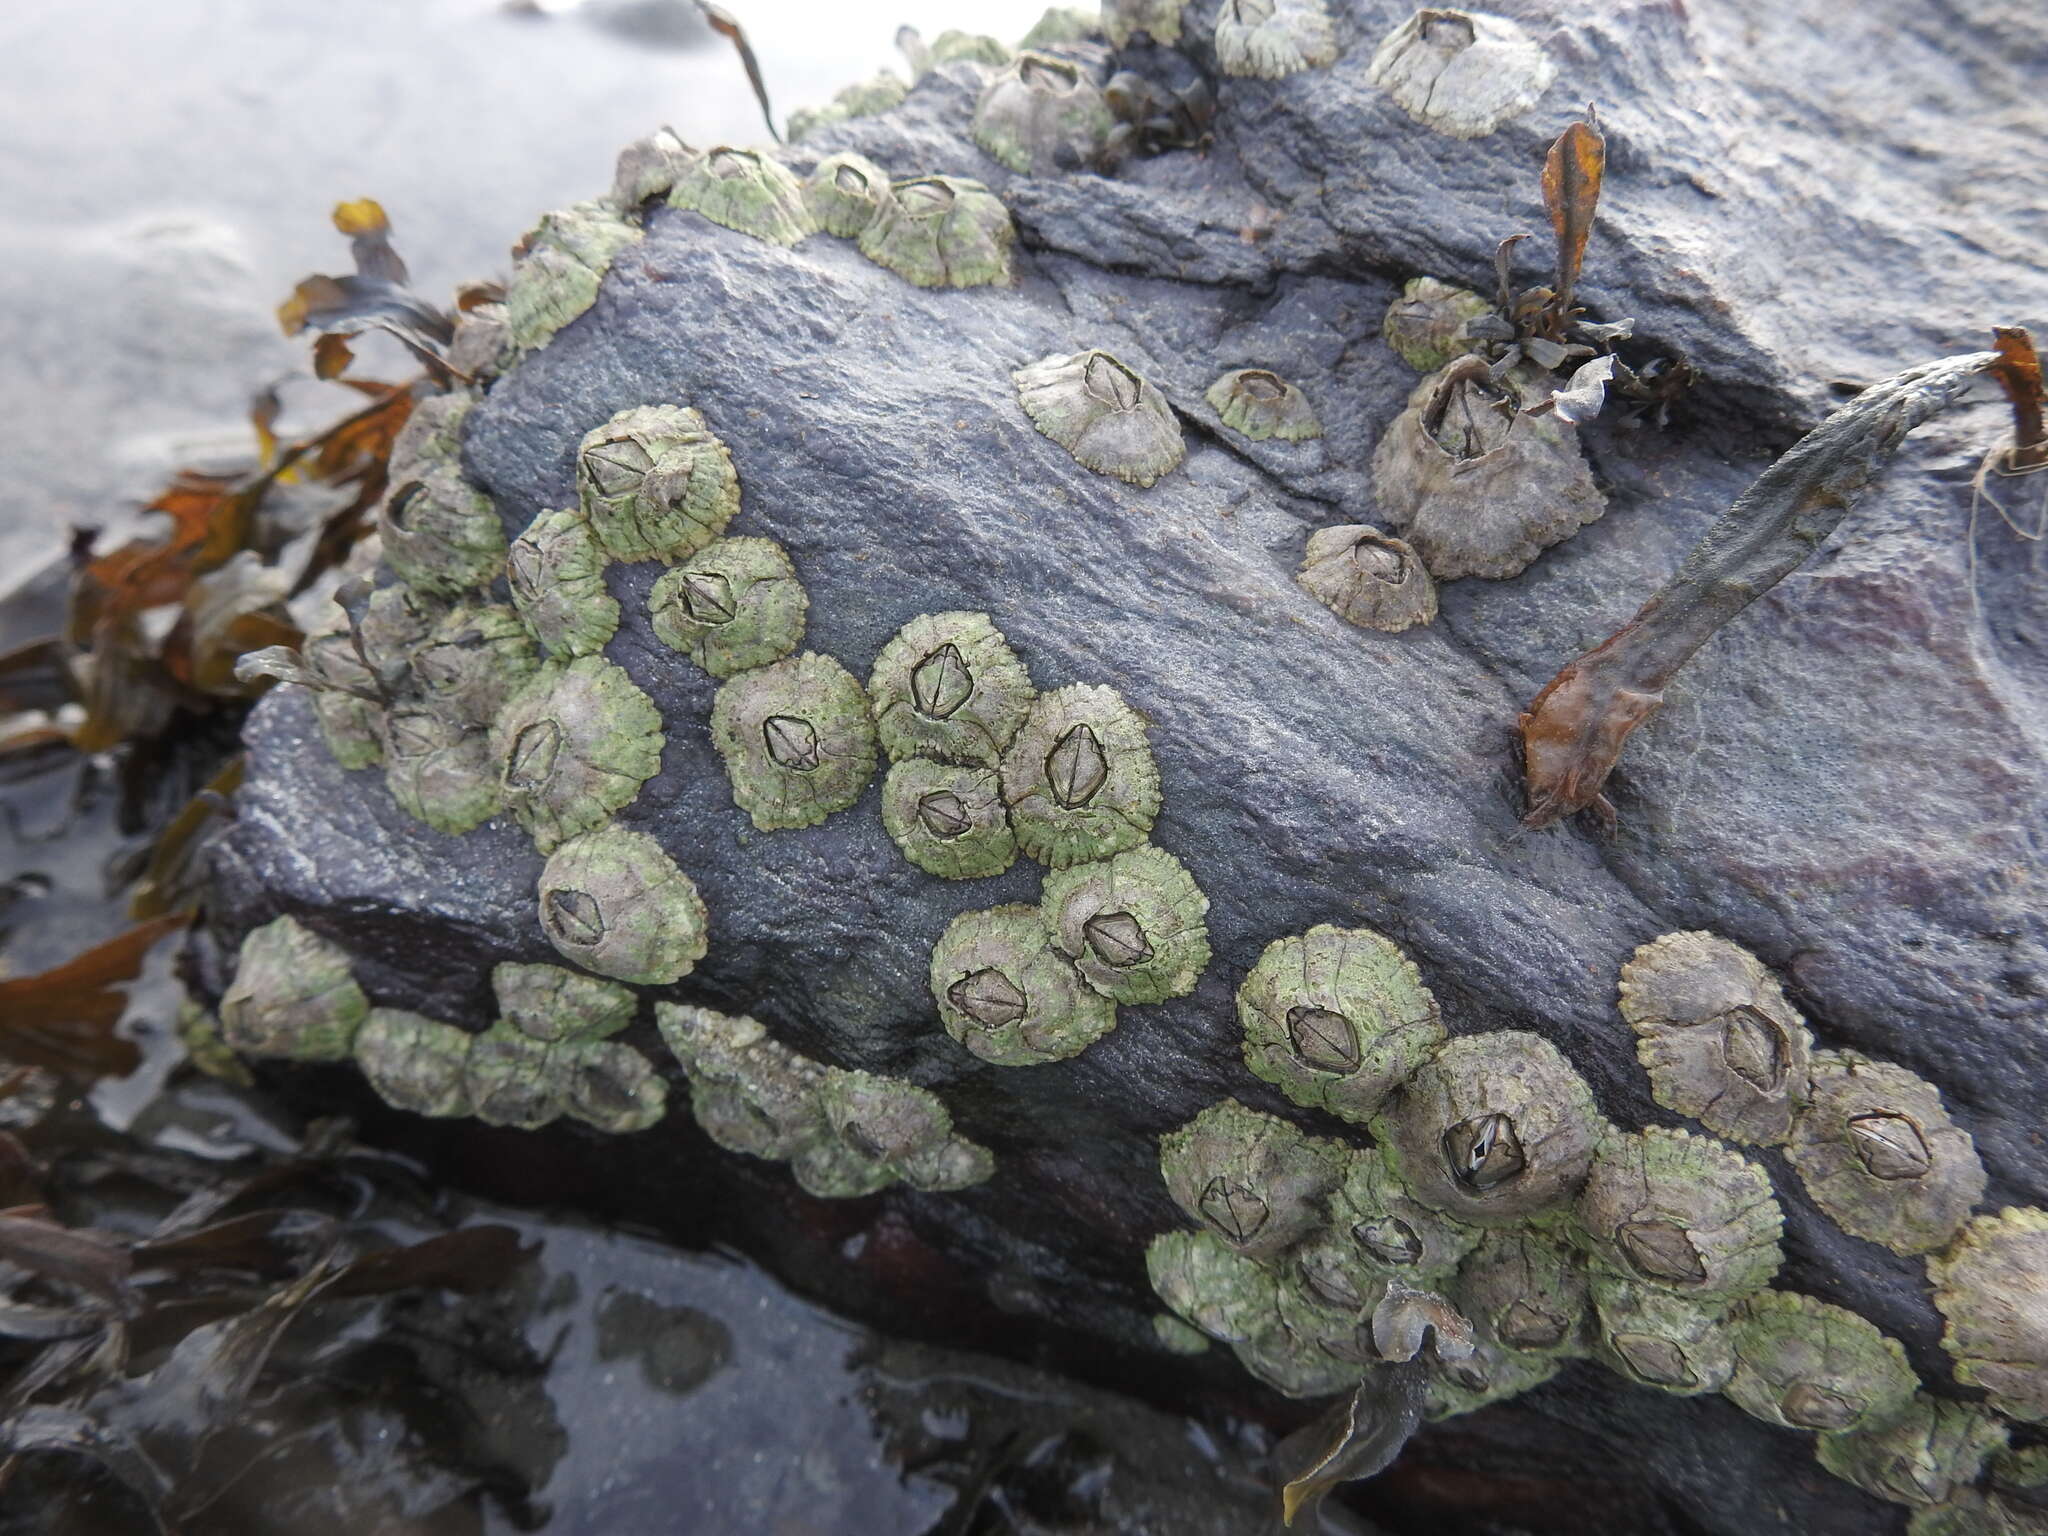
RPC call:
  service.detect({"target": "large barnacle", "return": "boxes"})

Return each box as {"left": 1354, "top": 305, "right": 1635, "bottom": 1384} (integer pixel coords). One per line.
{"left": 814, "top": 1069, "right": 994, "bottom": 1194}
{"left": 1213, "top": 0, "right": 1339, "bottom": 79}
{"left": 1382, "top": 276, "right": 1492, "bottom": 372}
{"left": 1723, "top": 1290, "right": 1918, "bottom": 1434}
{"left": 610, "top": 127, "right": 698, "bottom": 208}
{"left": 353, "top": 1008, "right": 474, "bottom": 1119}
{"left": 858, "top": 176, "right": 1015, "bottom": 289}
{"left": 490, "top": 656, "right": 664, "bottom": 852}
{"left": 490, "top": 961, "right": 637, "bottom": 1044}
{"left": 1146, "top": 1228, "right": 1282, "bottom": 1346}
{"left": 576, "top": 405, "right": 740, "bottom": 565}
{"left": 1159, "top": 1099, "right": 1345, "bottom": 1260}
{"left": 1013, "top": 350, "right": 1185, "bottom": 487}
{"left": 1453, "top": 1226, "right": 1590, "bottom": 1357}
{"left": 1206, "top": 369, "right": 1322, "bottom": 442}
{"left": 804, "top": 152, "right": 894, "bottom": 239}
{"left": 868, "top": 611, "right": 1036, "bottom": 768}
{"left": 506, "top": 509, "right": 620, "bottom": 658}
{"left": 1589, "top": 1271, "right": 1734, "bottom": 1396}
{"left": 999, "top": 684, "right": 1160, "bottom": 867}
{"left": 382, "top": 706, "right": 500, "bottom": 836}
{"left": 503, "top": 201, "right": 643, "bottom": 352}
{"left": 1102, "top": 0, "right": 1182, "bottom": 47}
{"left": 1928, "top": 1206, "right": 2048, "bottom": 1424}
{"left": 412, "top": 603, "right": 540, "bottom": 728}
{"left": 1297, "top": 525, "right": 1438, "bottom": 633}
{"left": 219, "top": 915, "right": 369, "bottom": 1061}
{"left": 537, "top": 823, "right": 708, "bottom": 985}
{"left": 930, "top": 904, "right": 1117, "bottom": 1065}
{"left": 710, "top": 652, "right": 878, "bottom": 831}
{"left": 667, "top": 147, "right": 817, "bottom": 245}
{"left": 378, "top": 468, "right": 508, "bottom": 598}
{"left": 1571, "top": 1126, "right": 1783, "bottom": 1304}
{"left": 1368, "top": 8, "right": 1556, "bottom": 139}
{"left": 880, "top": 759, "right": 1018, "bottom": 880}
{"left": 971, "top": 53, "right": 1115, "bottom": 174}
{"left": 1815, "top": 1394, "right": 2009, "bottom": 1509}
{"left": 1295, "top": 1146, "right": 1480, "bottom": 1307}
{"left": 1040, "top": 845, "right": 1210, "bottom": 1004}
{"left": 648, "top": 536, "right": 808, "bottom": 678}
{"left": 787, "top": 73, "right": 908, "bottom": 144}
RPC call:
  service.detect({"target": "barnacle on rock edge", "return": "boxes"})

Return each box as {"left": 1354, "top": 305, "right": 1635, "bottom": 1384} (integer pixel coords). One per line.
{"left": 869, "top": 611, "right": 1036, "bottom": 768}
{"left": 1013, "top": 350, "right": 1185, "bottom": 487}
{"left": 667, "top": 147, "right": 817, "bottom": 246}
{"left": 504, "top": 202, "right": 643, "bottom": 352}
{"left": 804, "top": 152, "right": 894, "bottom": 240}
{"left": 999, "top": 683, "right": 1160, "bottom": 868}
{"left": 1452, "top": 1226, "right": 1590, "bottom": 1358}
{"left": 930, "top": 904, "right": 1117, "bottom": 1065}
{"left": 537, "top": 823, "right": 709, "bottom": 986}
{"left": 1383, "top": 276, "right": 1492, "bottom": 372}
{"left": 1102, "top": 0, "right": 1183, "bottom": 49}
{"left": 219, "top": 915, "right": 369, "bottom": 1061}
{"left": 1205, "top": 368, "right": 1322, "bottom": 442}
{"left": 1814, "top": 1394, "right": 2009, "bottom": 1509}
{"left": 382, "top": 706, "right": 501, "bottom": 836}
{"left": 880, "top": 759, "right": 1018, "bottom": 880}
{"left": 354, "top": 1008, "right": 474, "bottom": 1119}
{"left": 506, "top": 509, "right": 620, "bottom": 659}
{"left": 710, "top": 652, "right": 879, "bottom": 831}
{"left": 1589, "top": 1270, "right": 1734, "bottom": 1396}
{"left": 858, "top": 176, "right": 1015, "bottom": 289}
{"left": 1158, "top": 1098, "right": 1345, "bottom": 1260}
{"left": 1928, "top": 1206, "right": 2048, "bottom": 1424}
{"left": 611, "top": 128, "right": 698, "bottom": 209}
{"left": 378, "top": 468, "right": 508, "bottom": 598}
{"left": 1213, "top": 0, "right": 1340, "bottom": 80}
{"left": 413, "top": 603, "right": 541, "bottom": 728}
{"left": 491, "top": 961, "right": 638, "bottom": 1043}
{"left": 971, "top": 52, "right": 1116, "bottom": 175}
{"left": 1040, "top": 845, "right": 1210, "bottom": 1004}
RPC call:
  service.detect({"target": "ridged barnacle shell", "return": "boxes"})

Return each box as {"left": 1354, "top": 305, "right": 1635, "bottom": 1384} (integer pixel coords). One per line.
{"left": 537, "top": 824, "right": 709, "bottom": 985}
{"left": 1213, "top": 0, "right": 1339, "bottom": 80}
{"left": 576, "top": 405, "right": 740, "bottom": 565}
{"left": 381, "top": 706, "right": 501, "bottom": 836}
{"left": 1295, "top": 1146, "right": 1480, "bottom": 1308}
{"left": 353, "top": 1008, "right": 474, "bottom": 1119}
{"left": 1382, "top": 276, "right": 1493, "bottom": 372}
{"left": 219, "top": 915, "right": 369, "bottom": 1061}
{"left": 555, "top": 1037, "right": 667, "bottom": 1133}
{"left": 1238, "top": 924, "right": 1444, "bottom": 1125}
{"left": 506, "top": 509, "right": 619, "bottom": 658}
{"left": 1370, "top": 359, "right": 1606, "bottom": 581}
{"left": 412, "top": 603, "right": 541, "bottom": 727}
{"left": 998, "top": 683, "right": 1160, "bottom": 867}
{"left": 1619, "top": 930, "right": 1814, "bottom": 1146}
{"left": 1158, "top": 1099, "right": 1345, "bottom": 1261}
{"left": 1297, "top": 525, "right": 1438, "bottom": 633}
{"left": 1785, "top": 1051, "right": 1987, "bottom": 1256}
{"left": 666, "top": 146, "right": 816, "bottom": 246}
{"left": 301, "top": 604, "right": 384, "bottom": 770}
{"left": 1102, "top": 0, "right": 1183, "bottom": 48}
{"left": 1374, "top": 1031, "right": 1602, "bottom": 1227}
{"left": 647, "top": 536, "right": 807, "bottom": 678}
{"left": 803, "top": 152, "right": 893, "bottom": 240}
{"left": 358, "top": 581, "right": 446, "bottom": 691}
{"left": 489, "top": 656, "right": 664, "bottom": 852}
{"left": 388, "top": 389, "right": 471, "bottom": 480}
{"left": 816, "top": 1069, "right": 994, "bottom": 1193}
{"left": 1425, "top": 1329, "right": 1564, "bottom": 1419}
{"left": 1907, "top": 1489, "right": 2048, "bottom": 1536}
{"left": 1570, "top": 1126, "right": 1783, "bottom": 1304}
{"left": 971, "top": 52, "right": 1115, "bottom": 174}
{"left": 1040, "top": 845, "right": 1210, "bottom": 1004}
{"left": 1146, "top": 1228, "right": 1281, "bottom": 1346}
{"left": 1815, "top": 1394, "right": 2009, "bottom": 1509}
{"left": 378, "top": 468, "right": 508, "bottom": 597}
{"left": 1205, "top": 368, "right": 1323, "bottom": 443}
{"left": 868, "top": 611, "right": 1036, "bottom": 768}
{"left": 1252, "top": 1282, "right": 1378, "bottom": 1398}
{"left": 1021, "top": 7, "right": 1098, "bottom": 48}
{"left": 857, "top": 175, "right": 1015, "bottom": 289}
{"left": 709, "top": 651, "right": 878, "bottom": 831}
{"left": 1452, "top": 1226, "right": 1591, "bottom": 1358}
{"left": 1928, "top": 1207, "right": 2048, "bottom": 1423}
{"left": 463, "top": 1023, "right": 564, "bottom": 1129}
{"left": 490, "top": 960, "right": 637, "bottom": 1044}
{"left": 1012, "top": 350, "right": 1185, "bottom": 487}
{"left": 657, "top": 1004, "right": 831, "bottom": 1162}
{"left": 786, "top": 72, "right": 910, "bottom": 144}
{"left": 504, "top": 201, "right": 643, "bottom": 352}
{"left": 1367, "top": 9, "right": 1556, "bottom": 139}
{"left": 610, "top": 127, "right": 698, "bottom": 209}
{"left": 880, "top": 759, "right": 1018, "bottom": 879}
{"left": 1588, "top": 1271, "right": 1734, "bottom": 1395}
{"left": 929, "top": 904, "right": 1117, "bottom": 1065}
{"left": 1723, "top": 1290, "right": 1917, "bottom": 1434}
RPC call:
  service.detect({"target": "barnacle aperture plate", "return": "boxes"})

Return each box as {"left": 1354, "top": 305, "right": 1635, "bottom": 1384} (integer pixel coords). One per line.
{"left": 648, "top": 536, "right": 808, "bottom": 679}
{"left": 1815, "top": 1394, "right": 2009, "bottom": 1509}
{"left": 537, "top": 823, "right": 709, "bottom": 985}
{"left": 868, "top": 611, "right": 1036, "bottom": 768}
{"left": 804, "top": 152, "right": 893, "bottom": 239}
{"left": 1159, "top": 1099, "right": 1343, "bottom": 1260}
{"left": 1214, "top": 0, "right": 1340, "bottom": 80}
{"left": 930, "top": 904, "right": 1117, "bottom": 1065}
{"left": 1041, "top": 845, "right": 1210, "bottom": 1004}
{"left": 857, "top": 176, "right": 1015, "bottom": 289}
{"left": 219, "top": 915, "right": 369, "bottom": 1061}
{"left": 880, "top": 759, "right": 1018, "bottom": 880}
{"left": 506, "top": 509, "right": 620, "bottom": 658}
{"left": 354, "top": 1008, "right": 474, "bottom": 1119}
{"left": 378, "top": 468, "right": 508, "bottom": 598}
{"left": 998, "top": 684, "right": 1160, "bottom": 867}
{"left": 1206, "top": 368, "right": 1323, "bottom": 442}
{"left": 1383, "top": 276, "right": 1493, "bottom": 372}
{"left": 1013, "top": 350, "right": 1185, "bottom": 487}
{"left": 1928, "top": 1206, "right": 2048, "bottom": 1423}
{"left": 710, "top": 651, "right": 878, "bottom": 831}
{"left": 576, "top": 405, "right": 741, "bottom": 565}
{"left": 667, "top": 147, "right": 817, "bottom": 246}
{"left": 1298, "top": 525, "right": 1438, "bottom": 633}
{"left": 490, "top": 656, "right": 665, "bottom": 853}
{"left": 971, "top": 52, "right": 1115, "bottom": 174}
{"left": 1367, "top": 8, "right": 1556, "bottom": 138}
{"left": 1722, "top": 1290, "right": 1918, "bottom": 1434}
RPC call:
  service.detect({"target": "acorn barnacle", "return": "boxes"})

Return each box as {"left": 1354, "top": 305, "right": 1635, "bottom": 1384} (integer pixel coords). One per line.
{"left": 490, "top": 656, "right": 664, "bottom": 852}
{"left": 1426, "top": 1331, "right": 1564, "bottom": 1420}
{"left": 1570, "top": 1126, "right": 1783, "bottom": 1304}
{"left": 1814, "top": 1394, "right": 2009, "bottom": 1509}
{"left": 1238, "top": 924, "right": 1444, "bottom": 1125}
{"left": 1297, "top": 525, "right": 1438, "bottom": 634}
{"left": 1928, "top": 1206, "right": 2048, "bottom": 1424}
{"left": 1295, "top": 1146, "right": 1480, "bottom": 1308}
{"left": 1618, "top": 930, "right": 1814, "bottom": 1146}
{"left": 868, "top": 611, "right": 1036, "bottom": 768}
{"left": 503, "top": 201, "right": 643, "bottom": 352}
{"left": 555, "top": 1037, "right": 667, "bottom": 1133}
{"left": 998, "top": 684, "right": 1160, "bottom": 868}
{"left": 1158, "top": 1099, "right": 1344, "bottom": 1261}
{"left": 358, "top": 581, "right": 446, "bottom": 691}
{"left": 647, "top": 536, "right": 806, "bottom": 679}
{"left": 301, "top": 604, "right": 384, "bottom": 770}
{"left": 1146, "top": 1228, "right": 1283, "bottom": 1347}
{"left": 1723, "top": 1290, "right": 1917, "bottom": 1434}
{"left": 1040, "top": 845, "right": 1210, "bottom": 1004}
{"left": 816, "top": 1069, "right": 994, "bottom": 1193}
{"left": 666, "top": 146, "right": 817, "bottom": 246}
{"left": 463, "top": 1023, "right": 566, "bottom": 1129}
{"left": 1012, "top": 350, "right": 1185, "bottom": 488}
{"left": 1906, "top": 1488, "right": 2048, "bottom": 1536}
{"left": 786, "top": 72, "right": 908, "bottom": 144}
{"left": 1785, "top": 1051, "right": 1987, "bottom": 1257}
{"left": 388, "top": 390, "right": 471, "bottom": 478}
{"left": 971, "top": 52, "right": 1115, "bottom": 175}
{"left": 490, "top": 960, "right": 637, "bottom": 1044}
{"left": 381, "top": 706, "right": 501, "bottom": 836}
{"left": 219, "top": 915, "right": 369, "bottom": 1061}
{"left": 1453, "top": 1226, "right": 1590, "bottom": 1358}
{"left": 929, "top": 904, "right": 1117, "bottom": 1065}
{"left": 576, "top": 405, "right": 741, "bottom": 566}
{"left": 803, "top": 152, "right": 894, "bottom": 239}
{"left": 412, "top": 603, "right": 541, "bottom": 727}
{"left": 536, "top": 823, "right": 709, "bottom": 985}
{"left": 506, "top": 508, "right": 619, "bottom": 658}
{"left": 1589, "top": 1271, "right": 1735, "bottom": 1396}
{"left": 1205, "top": 369, "right": 1322, "bottom": 443}
{"left": 857, "top": 175, "right": 1015, "bottom": 289}
{"left": 1382, "top": 276, "right": 1493, "bottom": 372}
{"left": 610, "top": 127, "right": 698, "bottom": 209}
{"left": 1252, "top": 1283, "right": 1379, "bottom": 1398}
{"left": 880, "top": 759, "right": 1018, "bottom": 880}
{"left": 1367, "top": 8, "right": 1556, "bottom": 139}
{"left": 709, "top": 651, "right": 878, "bottom": 831}
{"left": 378, "top": 468, "right": 509, "bottom": 598}
{"left": 657, "top": 1004, "right": 832, "bottom": 1162}
{"left": 1103, "top": 0, "right": 1183, "bottom": 48}
{"left": 353, "top": 1008, "right": 474, "bottom": 1119}
{"left": 1213, "top": 0, "right": 1339, "bottom": 79}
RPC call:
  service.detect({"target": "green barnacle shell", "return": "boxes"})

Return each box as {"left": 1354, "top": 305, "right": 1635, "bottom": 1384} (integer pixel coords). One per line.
{"left": 490, "top": 961, "right": 638, "bottom": 1044}
{"left": 413, "top": 603, "right": 541, "bottom": 727}
{"left": 1375, "top": 1031, "right": 1602, "bottom": 1227}
{"left": 1723, "top": 1290, "right": 1917, "bottom": 1434}
{"left": 1383, "top": 276, "right": 1492, "bottom": 372}
{"left": 647, "top": 536, "right": 807, "bottom": 678}
{"left": 1238, "top": 923, "right": 1444, "bottom": 1124}
{"left": 657, "top": 1004, "right": 831, "bottom": 1161}
{"left": 576, "top": 404, "right": 741, "bottom": 565}
{"left": 353, "top": 1008, "right": 474, "bottom": 1119}
{"left": 709, "top": 651, "right": 878, "bottom": 831}
{"left": 378, "top": 468, "right": 508, "bottom": 598}
{"left": 929, "top": 29, "right": 1012, "bottom": 68}
{"left": 1588, "top": 1270, "right": 1734, "bottom": 1396}
{"left": 880, "top": 759, "right": 1017, "bottom": 880}
{"left": 1152, "top": 1312, "right": 1211, "bottom": 1354}
{"left": 668, "top": 146, "right": 816, "bottom": 245}
{"left": 610, "top": 127, "right": 698, "bottom": 209}
{"left": 803, "top": 152, "right": 893, "bottom": 240}
{"left": 1012, "top": 350, "right": 1185, "bottom": 487}
{"left": 1619, "top": 930, "right": 1815, "bottom": 1146}
{"left": 930, "top": 904, "right": 1117, "bottom": 1065}
{"left": 1928, "top": 1207, "right": 2048, "bottom": 1423}
{"left": 817, "top": 1068, "right": 994, "bottom": 1193}
{"left": 1247, "top": 1282, "right": 1375, "bottom": 1398}
{"left": 1298, "top": 524, "right": 1438, "bottom": 634}
{"left": 490, "top": 656, "right": 664, "bottom": 852}
{"left": 1570, "top": 1126, "right": 1783, "bottom": 1304}
{"left": 1816, "top": 1394, "right": 2009, "bottom": 1509}
{"left": 555, "top": 1037, "right": 667, "bottom": 1133}
{"left": 1295, "top": 1147, "right": 1480, "bottom": 1308}
{"left": 1785, "top": 1050, "right": 1987, "bottom": 1257}
{"left": 506, "top": 509, "right": 619, "bottom": 659}
{"left": 857, "top": 175, "right": 1015, "bottom": 289}
{"left": 358, "top": 581, "right": 447, "bottom": 690}
{"left": 1102, "top": 0, "right": 1182, "bottom": 48}
{"left": 1426, "top": 1330, "right": 1564, "bottom": 1419}
{"left": 894, "top": 1135, "right": 998, "bottom": 1193}
{"left": 382, "top": 706, "right": 501, "bottom": 835}
{"left": 464, "top": 1023, "right": 564, "bottom": 1129}
{"left": 868, "top": 611, "right": 1036, "bottom": 768}
{"left": 1159, "top": 1099, "right": 1344, "bottom": 1261}
{"left": 1908, "top": 1489, "right": 2048, "bottom": 1536}
{"left": 504, "top": 201, "right": 643, "bottom": 352}
{"left": 219, "top": 915, "right": 368, "bottom": 1061}
{"left": 1206, "top": 369, "right": 1323, "bottom": 442}
{"left": 1146, "top": 1228, "right": 1283, "bottom": 1345}
{"left": 1021, "top": 7, "right": 1098, "bottom": 47}
{"left": 1040, "top": 845, "right": 1210, "bottom": 1004}
{"left": 1214, "top": 0, "right": 1339, "bottom": 80}
{"left": 971, "top": 52, "right": 1115, "bottom": 175}
{"left": 389, "top": 390, "right": 472, "bottom": 477}
{"left": 1453, "top": 1226, "right": 1590, "bottom": 1358}
{"left": 1367, "top": 8, "right": 1557, "bottom": 140}
{"left": 786, "top": 73, "right": 909, "bottom": 143}
{"left": 537, "top": 824, "right": 708, "bottom": 986}
{"left": 301, "top": 604, "right": 384, "bottom": 770}
{"left": 177, "top": 1000, "right": 253, "bottom": 1086}
{"left": 998, "top": 684, "right": 1160, "bottom": 868}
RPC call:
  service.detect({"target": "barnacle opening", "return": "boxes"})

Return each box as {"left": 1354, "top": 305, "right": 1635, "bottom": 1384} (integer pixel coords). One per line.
{"left": 948, "top": 967, "right": 1029, "bottom": 1028}
{"left": 1443, "top": 1111, "right": 1526, "bottom": 1190}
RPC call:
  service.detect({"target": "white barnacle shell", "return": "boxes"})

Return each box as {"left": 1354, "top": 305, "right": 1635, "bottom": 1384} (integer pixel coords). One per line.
{"left": 1928, "top": 1206, "right": 2048, "bottom": 1424}
{"left": 411, "top": 602, "right": 541, "bottom": 728}
{"left": 555, "top": 1037, "right": 667, "bottom": 1133}
{"left": 930, "top": 904, "right": 1117, "bottom": 1066}
{"left": 1569, "top": 1126, "right": 1783, "bottom": 1304}
{"left": 1102, "top": 0, "right": 1182, "bottom": 48}
{"left": 709, "top": 651, "right": 878, "bottom": 832}
{"left": 378, "top": 467, "right": 508, "bottom": 598}
{"left": 657, "top": 1004, "right": 832, "bottom": 1162}
{"left": 971, "top": 52, "right": 1115, "bottom": 175}
{"left": 667, "top": 147, "right": 817, "bottom": 246}
{"left": 868, "top": 611, "right": 1036, "bottom": 768}
{"left": 1013, "top": 349, "right": 1185, "bottom": 487}
{"left": 464, "top": 1023, "right": 566, "bottom": 1129}
{"left": 1452, "top": 1226, "right": 1591, "bottom": 1359}
{"left": 998, "top": 683, "right": 1161, "bottom": 867}
{"left": 1298, "top": 525, "right": 1438, "bottom": 633}
{"left": 1723, "top": 1290, "right": 1918, "bottom": 1434}
{"left": 1146, "top": 1228, "right": 1283, "bottom": 1347}
{"left": 1383, "top": 276, "right": 1493, "bottom": 372}
{"left": 1040, "top": 844, "right": 1210, "bottom": 1005}
{"left": 1367, "top": 8, "right": 1555, "bottom": 139}
{"left": 1213, "top": 0, "right": 1339, "bottom": 80}
{"left": 1158, "top": 1098, "right": 1345, "bottom": 1261}
{"left": 610, "top": 127, "right": 699, "bottom": 209}
{"left": 537, "top": 823, "right": 708, "bottom": 986}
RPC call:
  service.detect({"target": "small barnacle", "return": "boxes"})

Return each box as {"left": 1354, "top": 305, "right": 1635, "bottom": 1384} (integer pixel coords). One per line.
{"left": 998, "top": 684, "right": 1160, "bottom": 868}
{"left": 450, "top": 301, "right": 513, "bottom": 382}
{"left": 387, "top": 386, "right": 471, "bottom": 481}
{"left": 857, "top": 175, "right": 1016, "bottom": 289}
{"left": 667, "top": 146, "right": 817, "bottom": 246}
{"left": 927, "top": 29, "right": 1013, "bottom": 69}
{"left": 1020, "top": 6, "right": 1099, "bottom": 47}
{"left": 786, "top": 72, "right": 909, "bottom": 143}
{"left": 1815, "top": 1394, "right": 2009, "bottom": 1509}
{"left": 1785, "top": 1051, "right": 1987, "bottom": 1256}
{"left": 1928, "top": 1207, "right": 2048, "bottom": 1424}
{"left": 1213, "top": 0, "right": 1339, "bottom": 80}
{"left": 555, "top": 1037, "right": 667, "bottom": 1133}
{"left": 895, "top": 1135, "right": 998, "bottom": 1193}
{"left": 464, "top": 1023, "right": 564, "bottom": 1129}
{"left": 1102, "top": 0, "right": 1182, "bottom": 48}
{"left": 381, "top": 707, "right": 501, "bottom": 836}
{"left": 1619, "top": 930, "right": 1814, "bottom": 1146}
{"left": 610, "top": 127, "right": 698, "bottom": 208}
{"left": 489, "top": 656, "right": 664, "bottom": 852}
{"left": 1247, "top": 1283, "right": 1376, "bottom": 1397}
{"left": 358, "top": 581, "right": 447, "bottom": 691}
{"left": 1296, "top": 1147, "right": 1480, "bottom": 1308}
{"left": 412, "top": 603, "right": 541, "bottom": 727}
{"left": 378, "top": 468, "right": 509, "bottom": 598}
{"left": 1382, "top": 277, "right": 1492, "bottom": 372}
{"left": 1152, "top": 1312, "right": 1211, "bottom": 1355}
{"left": 1723, "top": 1290, "right": 1918, "bottom": 1434}
{"left": 537, "top": 824, "right": 708, "bottom": 985}
{"left": 1239, "top": 924, "right": 1444, "bottom": 1125}
{"left": 504, "top": 201, "right": 643, "bottom": 352}
{"left": 1041, "top": 845, "right": 1210, "bottom": 1004}
{"left": 1297, "top": 525, "right": 1438, "bottom": 634}
{"left": 576, "top": 405, "right": 740, "bottom": 566}
{"left": 868, "top": 611, "right": 1036, "bottom": 768}
{"left": 1589, "top": 1271, "right": 1734, "bottom": 1395}
{"left": 353, "top": 1008, "right": 474, "bottom": 1119}
{"left": 1426, "top": 1330, "right": 1563, "bottom": 1419}
{"left": 1453, "top": 1227, "right": 1590, "bottom": 1357}
{"left": 1571, "top": 1126, "right": 1783, "bottom": 1304}
{"left": 647, "top": 536, "right": 807, "bottom": 678}
{"left": 1206, "top": 369, "right": 1323, "bottom": 443}
{"left": 219, "top": 915, "right": 369, "bottom": 1061}
{"left": 506, "top": 509, "right": 619, "bottom": 659}
{"left": 971, "top": 52, "right": 1115, "bottom": 175}
{"left": 490, "top": 961, "right": 637, "bottom": 1044}
{"left": 300, "top": 604, "right": 384, "bottom": 770}
{"left": 709, "top": 651, "right": 878, "bottom": 831}
{"left": 1012, "top": 350, "right": 1185, "bottom": 487}
{"left": 1368, "top": 8, "right": 1556, "bottom": 139}
{"left": 803, "top": 152, "right": 894, "bottom": 240}
{"left": 1370, "top": 360, "right": 1606, "bottom": 581}
{"left": 1146, "top": 1229, "right": 1282, "bottom": 1345}
{"left": 930, "top": 905, "right": 1117, "bottom": 1065}
{"left": 1159, "top": 1099, "right": 1345, "bottom": 1261}
{"left": 177, "top": 1001, "right": 253, "bottom": 1086}
{"left": 1375, "top": 1031, "right": 1601, "bottom": 1226}
{"left": 817, "top": 1069, "right": 994, "bottom": 1192}
{"left": 880, "top": 759, "right": 1018, "bottom": 879}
